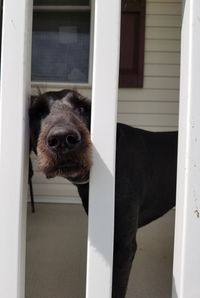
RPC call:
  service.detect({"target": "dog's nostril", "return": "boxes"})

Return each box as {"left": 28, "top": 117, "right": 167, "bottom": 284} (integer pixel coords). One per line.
{"left": 66, "top": 134, "right": 80, "bottom": 145}
{"left": 48, "top": 136, "right": 60, "bottom": 149}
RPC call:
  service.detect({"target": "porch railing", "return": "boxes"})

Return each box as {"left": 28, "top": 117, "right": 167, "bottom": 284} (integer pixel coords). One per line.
{"left": 1, "top": 0, "right": 200, "bottom": 298}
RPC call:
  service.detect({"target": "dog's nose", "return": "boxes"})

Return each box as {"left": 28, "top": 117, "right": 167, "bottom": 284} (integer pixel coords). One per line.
{"left": 47, "top": 128, "right": 81, "bottom": 151}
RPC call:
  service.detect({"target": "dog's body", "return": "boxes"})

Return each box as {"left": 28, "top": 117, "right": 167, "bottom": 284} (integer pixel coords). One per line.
{"left": 29, "top": 89, "right": 177, "bottom": 298}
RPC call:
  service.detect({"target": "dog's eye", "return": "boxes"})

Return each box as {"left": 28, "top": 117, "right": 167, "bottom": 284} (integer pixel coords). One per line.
{"left": 37, "top": 112, "right": 44, "bottom": 118}
{"left": 76, "top": 106, "right": 85, "bottom": 114}
{"left": 29, "top": 110, "right": 44, "bottom": 119}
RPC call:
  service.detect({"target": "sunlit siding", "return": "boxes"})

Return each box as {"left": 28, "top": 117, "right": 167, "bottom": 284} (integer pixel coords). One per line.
{"left": 31, "top": 0, "right": 181, "bottom": 202}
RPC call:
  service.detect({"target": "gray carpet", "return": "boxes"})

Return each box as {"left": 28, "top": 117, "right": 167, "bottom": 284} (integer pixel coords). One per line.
{"left": 26, "top": 204, "right": 175, "bottom": 298}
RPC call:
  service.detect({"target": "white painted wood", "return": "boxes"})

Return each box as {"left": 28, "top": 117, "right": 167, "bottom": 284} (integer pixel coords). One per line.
{"left": 31, "top": 81, "right": 92, "bottom": 90}
{"left": 172, "top": 0, "right": 200, "bottom": 297}
{"left": 0, "top": 0, "right": 33, "bottom": 297}
{"left": 86, "top": 0, "right": 121, "bottom": 297}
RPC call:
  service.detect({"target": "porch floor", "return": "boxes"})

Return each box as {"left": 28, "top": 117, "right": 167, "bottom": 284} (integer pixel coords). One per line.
{"left": 26, "top": 204, "right": 175, "bottom": 298}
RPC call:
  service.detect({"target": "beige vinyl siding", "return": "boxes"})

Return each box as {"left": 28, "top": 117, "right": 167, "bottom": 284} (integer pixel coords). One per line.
{"left": 31, "top": 0, "right": 181, "bottom": 202}
{"left": 117, "top": 0, "right": 181, "bottom": 132}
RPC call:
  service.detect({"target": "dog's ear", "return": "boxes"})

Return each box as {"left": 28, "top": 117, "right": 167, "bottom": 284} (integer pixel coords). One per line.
{"left": 29, "top": 96, "right": 34, "bottom": 153}
{"left": 28, "top": 157, "right": 35, "bottom": 212}
{"left": 36, "top": 86, "right": 42, "bottom": 96}
{"left": 29, "top": 96, "right": 37, "bottom": 154}
{"left": 30, "top": 95, "right": 37, "bottom": 107}
{"left": 30, "top": 87, "right": 41, "bottom": 106}
{"left": 29, "top": 157, "right": 34, "bottom": 179}
{"left": 29, "top": 134, "right": 37, "bottom": 155}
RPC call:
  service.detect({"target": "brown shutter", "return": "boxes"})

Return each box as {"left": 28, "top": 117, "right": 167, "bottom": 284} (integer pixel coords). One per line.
{"left": 119, "top": 0, "right": 146, "bottom": 88}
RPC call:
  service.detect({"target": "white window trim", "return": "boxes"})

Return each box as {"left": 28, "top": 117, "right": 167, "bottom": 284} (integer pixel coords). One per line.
{"left": 31, "top": 0, "right": 94, "bottom": 88}
{"left": 31, "top": 81, "right": 92, "bottom": 90}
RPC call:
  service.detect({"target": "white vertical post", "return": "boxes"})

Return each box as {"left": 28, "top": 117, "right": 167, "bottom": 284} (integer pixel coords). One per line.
{"left": 0, "top": 0, "right": 33, "bottom": 298}
{"left": 86, "top": 0, "right": 121, "bottom": 298}
{"left": 172, "top": 0, "right": 200, "bottom": 297}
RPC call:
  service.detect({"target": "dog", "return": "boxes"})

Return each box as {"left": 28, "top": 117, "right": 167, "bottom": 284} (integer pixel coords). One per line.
{"left": 29, "top": 89, "right": 178, "bottom": 298}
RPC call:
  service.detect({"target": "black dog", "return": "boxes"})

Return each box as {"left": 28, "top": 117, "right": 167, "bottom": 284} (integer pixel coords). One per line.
{"left": 29, "top": 89, "right": 177, "bottom": 298}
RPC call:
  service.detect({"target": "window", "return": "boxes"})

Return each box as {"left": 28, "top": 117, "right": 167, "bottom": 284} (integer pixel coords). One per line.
{"left": 32, "top": 0, "right": 91, "bottom": 83}
{"left": 32, "top": 0, "right": 146, "bottom": 87}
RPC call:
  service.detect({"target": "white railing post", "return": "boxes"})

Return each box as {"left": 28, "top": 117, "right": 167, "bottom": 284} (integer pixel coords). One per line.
{"left": 172, "top": 0, "right": 200, "bottom": 297}
{"left": 86, "top": 0, "right": 121, "bottom": 297}
{"left": 0, "top": 0, "right": 33, "bottom": 297}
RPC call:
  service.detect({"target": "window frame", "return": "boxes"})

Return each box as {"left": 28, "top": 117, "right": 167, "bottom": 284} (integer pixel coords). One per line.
{"left": 31, "top": 0, "right": 94, "bottom": 88}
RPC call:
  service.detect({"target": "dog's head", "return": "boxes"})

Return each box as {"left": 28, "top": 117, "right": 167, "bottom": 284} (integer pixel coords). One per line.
{"left": 29, "top": 89, "right": 92, "bottom": 184}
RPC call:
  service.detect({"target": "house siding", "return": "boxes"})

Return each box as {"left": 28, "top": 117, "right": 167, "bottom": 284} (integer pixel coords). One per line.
{"left": 31, "top": 0, "right": 181, "bottom": 202}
